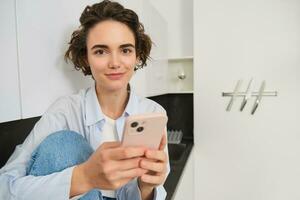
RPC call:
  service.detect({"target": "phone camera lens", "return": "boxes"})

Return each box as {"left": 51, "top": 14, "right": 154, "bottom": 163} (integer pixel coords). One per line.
{"left": 131, "top": 122, "right": 138, "bottom": 128}
{"left": 137, "top": 127, "right": 144, "bottom": 132}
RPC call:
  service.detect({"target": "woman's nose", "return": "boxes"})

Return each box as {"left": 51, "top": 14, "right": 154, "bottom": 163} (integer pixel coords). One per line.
{"left": 108, "top": 53, "right": 121, "bottom": 69}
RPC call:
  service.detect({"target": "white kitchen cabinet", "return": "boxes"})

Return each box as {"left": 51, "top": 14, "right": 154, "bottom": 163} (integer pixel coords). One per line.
{"left": 167, "top": 58, "right": 193, "bottom": 93}
{"left": 148, "top": 0, "right": 194, "bottom": 95}
{"left": 149, "top": 0, "right": 193, "bottom": 59}
{"left": 194, "top": 0, "right": 300, "bottom": 200}
{"left": 172, "top": 148, "right": 194, "bottom": 200}
{"left": 0, "top": 0, "right": 21, "bottom": 123}
{"left": 144, "top": 0, "right": 169, "bottom": 97}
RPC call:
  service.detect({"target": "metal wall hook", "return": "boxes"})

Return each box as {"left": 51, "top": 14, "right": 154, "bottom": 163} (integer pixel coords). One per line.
{"left": 251, "top": 80, "right": 265, "bottom": 115}
{"left": 226, "top": 80, "right": 242, "bottom": 111}
{"left": 240, "top": 78, "right": 253, "bottom": 111}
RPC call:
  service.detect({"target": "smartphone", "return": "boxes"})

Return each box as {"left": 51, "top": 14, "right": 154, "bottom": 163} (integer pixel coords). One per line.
{"left": 121, "top": 113, "right": 168, "bottom": 149}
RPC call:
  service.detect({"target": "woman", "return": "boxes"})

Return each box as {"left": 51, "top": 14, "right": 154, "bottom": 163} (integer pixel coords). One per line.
{"left": 0, "top": 1, "right": 169, "bottom": 200}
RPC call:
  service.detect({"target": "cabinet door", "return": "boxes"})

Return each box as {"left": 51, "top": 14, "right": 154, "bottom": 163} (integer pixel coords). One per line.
{"left": 173, "top": 149, "right": 194, "bottom": 200}
{"left": 194, "top": 1, "right": 300, "bottom": 200}
{"left": 149, "top": 0, "right": 193, "bottom": 58}
{"left": 0, "top": 0, "right": 21, "bottom": 123}
{"left": 17, "top": 0, "right": 95, "bottom": 118}
{"left": 142, "top": 0, "right": 168, "bottom": 97}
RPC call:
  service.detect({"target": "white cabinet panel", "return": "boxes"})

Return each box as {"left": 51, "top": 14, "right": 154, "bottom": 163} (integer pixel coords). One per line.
{"left": 16, "top": 0, "right": 95, "bottom": 118}
{"left": 142, "top": 0, "right": 194, "bottom": 95}
{"left": 173, "top": 149, "right": 194, "bottom": 200}
{"left": 143, "top": 0, "right": 168, "bottom": 96}
{"left": 0, "top": 0, "right": 21, "bottom": 123}
{"left": 194, "top": 0, "right": 300, "bottom": 200}
{"left": 144, "top": 60, "right": 168, "bottom": 97}
{"left": 150, "top": 0, "right": 193, "bottom": 58}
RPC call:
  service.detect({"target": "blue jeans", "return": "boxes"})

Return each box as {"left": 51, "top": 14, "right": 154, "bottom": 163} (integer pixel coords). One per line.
{"left": 26, "top": 130, "right": 116, "bottom": 200}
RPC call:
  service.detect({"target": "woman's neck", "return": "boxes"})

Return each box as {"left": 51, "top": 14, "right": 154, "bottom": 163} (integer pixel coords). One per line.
{"left": 95, "top": 84, "right": 129, "bottom": 120}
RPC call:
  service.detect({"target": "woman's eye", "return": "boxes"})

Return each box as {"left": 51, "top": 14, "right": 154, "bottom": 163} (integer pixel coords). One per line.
{"left": 122, "top": 48, "right": 132, "bottom": 54}
{"left": 95, "top": 49, "right": 105, "bottom": 55}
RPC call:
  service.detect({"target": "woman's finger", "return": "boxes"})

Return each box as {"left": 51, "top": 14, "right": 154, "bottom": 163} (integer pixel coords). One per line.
{"left": 110, "top": 168, "right": 147, "bottom": 181}
{"left": 107, "top": 157, "right": 142, "bottom": 172}
{"left": 104, "top": 146, "right": 146, "bottom": 160}
{"left": 100, "top": 141, "right": 122, "bottom": 149}
{"left": 140, "top": 173, "right": 166, "bottom": 185}
{"left": 145, "top": 149, "right": 167, "bottom": 162}
{"left": 140, "top": 159, "right": 166, "bottom": 173}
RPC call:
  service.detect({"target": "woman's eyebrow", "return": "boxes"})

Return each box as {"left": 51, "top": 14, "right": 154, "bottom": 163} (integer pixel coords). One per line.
{"left": 91, "top": 43, "right": 135, "bottom": 50}
{"left": 91, "top": 44, "right": 108, "bottom": 50}
{"left": 120, "top": 44, "right": 135, "bottom": 48}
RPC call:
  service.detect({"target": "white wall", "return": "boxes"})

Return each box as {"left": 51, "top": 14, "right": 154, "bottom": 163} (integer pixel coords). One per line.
{"left": 194, "top": 0, "right": 300, "bottom": 199}
{"left": 0, "top": 0, "right": 21, "bottom": 123}
{"left": 17, "top": 0, "right": 96, "bottom": 119}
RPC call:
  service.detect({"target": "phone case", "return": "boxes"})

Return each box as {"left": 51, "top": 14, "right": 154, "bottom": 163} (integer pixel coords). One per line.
{"left": 121, "top": 113, "right": 168, "bottom": 149}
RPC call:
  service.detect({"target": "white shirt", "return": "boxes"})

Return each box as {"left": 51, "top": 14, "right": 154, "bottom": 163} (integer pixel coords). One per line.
{"left": 0, "top": 83, "right": 169, "bottom": 200}
{"left": 72, "top": 115, "right": 118, "bottom": 200}
{"left": 99, "top": 115, "right": 118, "bottom": 198}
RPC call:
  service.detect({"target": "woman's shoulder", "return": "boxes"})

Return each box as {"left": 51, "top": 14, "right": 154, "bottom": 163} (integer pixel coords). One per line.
{"left": 133, "top": 93, "right": 166, "bottom": 114}
{"left": 44, "top": 87, "right": 89, "bottom": 115}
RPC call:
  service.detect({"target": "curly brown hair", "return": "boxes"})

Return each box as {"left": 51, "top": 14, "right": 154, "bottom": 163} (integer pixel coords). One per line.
{"left": 65, "top": 0, "right": 152, "bottom": 76}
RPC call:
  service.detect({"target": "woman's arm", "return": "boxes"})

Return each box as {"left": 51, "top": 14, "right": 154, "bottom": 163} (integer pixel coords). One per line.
{"left": 0, "top": 166, "right": 74, "bottom": 200}
{"left": 0, "top": 98, "right": 72, "bottom": 199}
{"left": 69, "top": 142, "right": 146, "bottom": 198}
{"left": 0, "top": 124, "right": 73, "bottom": 200}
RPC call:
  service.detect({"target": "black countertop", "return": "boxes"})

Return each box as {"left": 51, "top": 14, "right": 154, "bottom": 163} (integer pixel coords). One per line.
{"left": 164, "top": 139, "right": 194, "bottom": 200}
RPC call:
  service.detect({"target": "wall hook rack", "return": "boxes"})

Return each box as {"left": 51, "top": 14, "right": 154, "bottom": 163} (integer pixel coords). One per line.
{"left": 222, "top": 79, "right": 278, "bottom": 115}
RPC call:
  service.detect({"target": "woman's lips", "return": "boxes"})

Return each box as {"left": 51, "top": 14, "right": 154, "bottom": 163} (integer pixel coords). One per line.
{"left": 105, "top": 73, "right": 125, "bottom": 80}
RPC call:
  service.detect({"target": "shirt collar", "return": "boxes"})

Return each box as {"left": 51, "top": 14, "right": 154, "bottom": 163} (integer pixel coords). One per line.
{"left": 123, "top": 85, "right": 139, "bottom": 116}
{"left": 85, "top": 83, "right": 105, "bottom": 126}
{"left": 85, "top": 83, "right": 139, "bottom": 126}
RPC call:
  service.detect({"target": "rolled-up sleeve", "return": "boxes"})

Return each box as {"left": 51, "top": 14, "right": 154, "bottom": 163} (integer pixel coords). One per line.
{"left": 0, "top": 98, "right": 73, "bottom": 200}
{"left": 0, "top": 165, "right": 74, "bottom": 200}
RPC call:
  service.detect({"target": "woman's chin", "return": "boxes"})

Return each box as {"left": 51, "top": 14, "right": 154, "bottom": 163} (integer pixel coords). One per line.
{"left": 105, "top": 83, "right": 129, "bottom": 93}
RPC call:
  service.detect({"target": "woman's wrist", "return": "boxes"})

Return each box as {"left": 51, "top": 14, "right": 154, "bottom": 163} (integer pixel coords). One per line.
{"left": 70, "top": 164, "right": 93, "bottom": 198}
{"left": 138, "top": 178, "right": 155, "bottom": 200}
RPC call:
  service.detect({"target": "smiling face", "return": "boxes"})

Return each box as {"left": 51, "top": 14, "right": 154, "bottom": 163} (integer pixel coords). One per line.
{"left": 86, "top": 20, "right": 138, "bottom": 93}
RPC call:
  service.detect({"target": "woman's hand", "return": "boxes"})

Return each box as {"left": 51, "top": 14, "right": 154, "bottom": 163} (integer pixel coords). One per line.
{"left": 70, "top": 142, "right": 147, "bottom": 197}
{"left": 138, "top": 134, "right": 168, "bottom": 200}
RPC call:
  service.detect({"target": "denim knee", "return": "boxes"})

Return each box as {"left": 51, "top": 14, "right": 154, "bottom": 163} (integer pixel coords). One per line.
{"left": 79, "top": 189, "right": 104, "bottom": 200}
{"left": 26, "top": 130, "right": 93, "bottom": 176}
